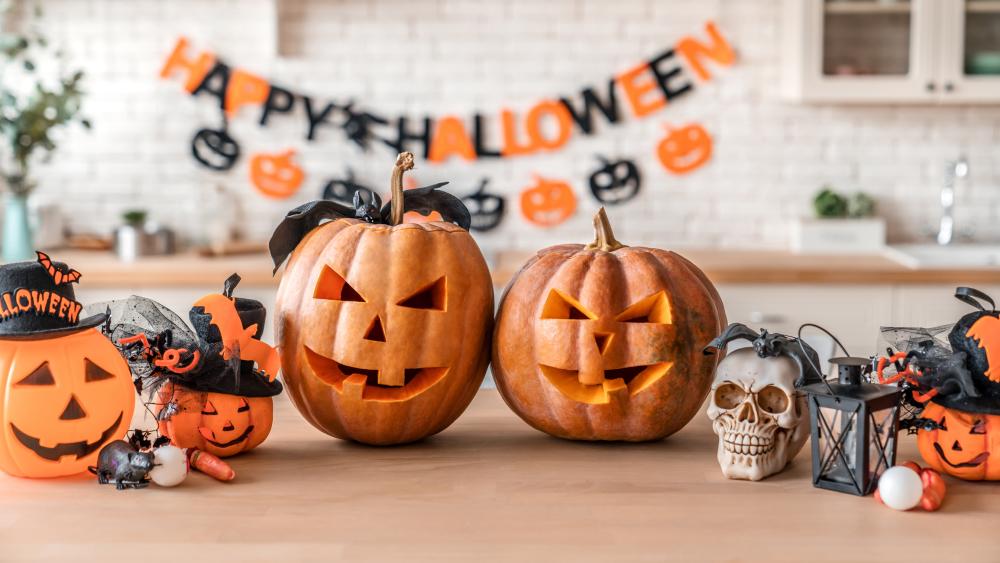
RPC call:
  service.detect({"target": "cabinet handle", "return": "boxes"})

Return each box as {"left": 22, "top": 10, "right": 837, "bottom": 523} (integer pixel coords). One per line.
{"left": 944, "top": 82, "right": 954, "bottom": 92}
{"left": 926, "top": 81, "right": 936, "bottom": 92}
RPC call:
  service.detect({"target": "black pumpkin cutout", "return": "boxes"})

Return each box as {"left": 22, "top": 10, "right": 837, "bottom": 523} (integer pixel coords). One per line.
{"left": 191, "top": 127, "right": 241, "bottom": 171}
{"left": 461, "top": 178, "right": 506, "bottom": 232}
{"left": 321, "top": 169, "right": 376, "bottom": 206}
{"left": 587, "top": 155, "right": 641, "bottom": 205}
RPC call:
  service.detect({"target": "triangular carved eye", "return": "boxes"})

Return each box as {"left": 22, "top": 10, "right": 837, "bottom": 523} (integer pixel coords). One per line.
{"left": 397, "top": 277, "right": 446, "bottom": 311}
{"left": 540, "top": 289, "right": 596, "bottom": 320}
{"left": 615, "top": 291, "right": 671, "bottom": 324}
{"left": 201, "top": 401, "right": 219, "bottom": 416}
{"left": 314, "top": 265, "right": 365, "bottom": 302}
{"left": 17, "top": 362, "right": 55, "bottom": 386}
{"left": 85, "top": 359, "right": 116, "bottom": 382}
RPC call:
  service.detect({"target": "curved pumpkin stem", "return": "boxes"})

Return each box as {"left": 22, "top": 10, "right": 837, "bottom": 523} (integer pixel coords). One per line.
{"left": 585, "top": 208, "right": 627, "bottom": 252}
{"left": 389, "top": 152, "right": 415, "bottom": 226}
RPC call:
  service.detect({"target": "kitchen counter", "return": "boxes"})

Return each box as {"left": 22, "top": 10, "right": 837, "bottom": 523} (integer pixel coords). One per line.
{"left": 52, "top": 248, "right": 1000, "bottom": 288}
{"left": 1, "top": 391, "right": 996, "bottom": 562}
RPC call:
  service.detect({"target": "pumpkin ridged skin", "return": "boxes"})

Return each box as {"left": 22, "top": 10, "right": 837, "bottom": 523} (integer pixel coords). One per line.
{"left": 156, "top": 382, "right": 274, "bottom": 458}
{"left": 493, "top": 243, "right": 726, "bottom": 442}
{"left": 276, "top": 219, "right": 493, "bottom": 446}
{"left": 0, "top": 330, "right": 134, "bottom": 478}
{"left": 917, "top": 401, "right": 1000, "bottom": 481}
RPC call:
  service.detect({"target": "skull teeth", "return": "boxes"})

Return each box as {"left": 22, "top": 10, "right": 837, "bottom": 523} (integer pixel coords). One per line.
{"left": 722, "top": 432, "right": 775, "bottom": 456}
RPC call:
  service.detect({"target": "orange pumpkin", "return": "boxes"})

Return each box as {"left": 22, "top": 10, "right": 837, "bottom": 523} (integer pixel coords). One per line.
{"left": 0, "top": 330, "right": 134, "bottom": 478}
{"left": 656, "top": 123, "right": 712, "bottom": 174}
{"left": 520, "top": 176, "right": 576, "bottom": 227}
{"left": 250, "top": 149, "right": 304, "bottom": 199}
{"left": 917, "top": 401, "right": 1000, "bottom": 480}
{"left": 493, "top": 208, "right": 726, "bottom": 441}
{"left": 157, "top": 382, "right": 273, "bottom": 458}
{"left": 274, "top": 153, "right": 493, "bottom": 445}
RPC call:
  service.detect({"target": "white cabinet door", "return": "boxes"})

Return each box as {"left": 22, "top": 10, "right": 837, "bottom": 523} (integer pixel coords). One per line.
{"left": 936, "top": 0, "right": 1000, "bottom": 103}
{"left": 891, "top": 284, "right": 1000, "bottom": 327}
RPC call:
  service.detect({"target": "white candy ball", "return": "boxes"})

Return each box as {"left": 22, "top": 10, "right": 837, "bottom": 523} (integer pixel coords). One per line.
{"left": 149, "top": 445, "right": 188, "bottom": 487}
{"left": 878, "top": 466, "right": 923, "bottom": 511}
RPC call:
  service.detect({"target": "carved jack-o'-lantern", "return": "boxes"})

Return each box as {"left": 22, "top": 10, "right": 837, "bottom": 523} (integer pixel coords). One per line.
{"left": 157, "top": 382, "right": 273, "bottom": 458}
{"left": 656, "top": 123, "right": 712, "bottom": 175}
{"left": 250, "top": 149, "right": 304, "bottom": 199}
{"left": 493, "top": 209, "right": 726, "bottom": 441}
{"left": 520, "top": 176, "right": 577, "bottom": 227}
{"left": 0, "top": 257, "right": 134, "bottom": 478}
{"left": 272, "top": 153, "right": 492, "bottom": 445}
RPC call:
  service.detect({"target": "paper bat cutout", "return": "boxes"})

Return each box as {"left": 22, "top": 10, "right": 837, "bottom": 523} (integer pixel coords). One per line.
{"left": 269, "top": 182, "right": 472, "bottom": 273}
{"left": 36, "top": 251, "right": 82, "bottom": 285}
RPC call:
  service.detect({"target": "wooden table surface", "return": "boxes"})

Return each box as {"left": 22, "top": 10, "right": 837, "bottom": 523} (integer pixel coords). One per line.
{"left": 1, "top": 390, "right": 997, "bottom": 562}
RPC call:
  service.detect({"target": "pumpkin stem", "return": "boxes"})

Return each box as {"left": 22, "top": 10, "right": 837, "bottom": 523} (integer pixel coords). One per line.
{"left": 585, "top": 207, "right": 626, "bottom": 252}
{"left": 389, "top": 152, "right": 415, "bottom": 226}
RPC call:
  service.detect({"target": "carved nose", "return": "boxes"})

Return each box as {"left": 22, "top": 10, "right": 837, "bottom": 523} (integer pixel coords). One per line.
{"left": 737, "top": 402, "right": 757, "bottom": 423}
{"left": 952, "top": 440, "right": 963, "bottom": 451}
{"left": 364, "top": 315, "right": 386, "bottom": 342}
{"left": 593, "top": 332, "right": 612, "bottom": 356}
{"left": 59, "top": 395, "right": 87, "bottom": 420}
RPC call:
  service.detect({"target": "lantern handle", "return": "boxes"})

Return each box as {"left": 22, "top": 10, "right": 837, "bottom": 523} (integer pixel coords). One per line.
{"left": 955, "top": 286, "right": 995, "bottom": 312}
{"left": 797, "top": 323, "right": 852, "bottom": 399}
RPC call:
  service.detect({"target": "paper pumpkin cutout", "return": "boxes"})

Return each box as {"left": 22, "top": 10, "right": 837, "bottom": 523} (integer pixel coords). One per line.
{"left": 462, "top": 178, "right": 506, "bottom": 232}
{"left": 588, "top": 156, "right": 641, "bottom": 205}
{"left": 656, "top": 123, "right": 712, "bottom": 175}
{"left": 321, "top": 169, "right": 375, "bottom": 205}
{"left": 520, "top": 176, "right": 577, "bottom": 227}
{"left": 191, "top": 127, "right": 240, "bottom": 171}
{"left": 249, "top": 149, "right": 304, "bottom": 199}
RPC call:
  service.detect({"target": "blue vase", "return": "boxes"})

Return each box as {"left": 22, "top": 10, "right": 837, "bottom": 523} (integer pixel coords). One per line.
{"left": 3, "top": 194, "right": 35, "bottom": 263}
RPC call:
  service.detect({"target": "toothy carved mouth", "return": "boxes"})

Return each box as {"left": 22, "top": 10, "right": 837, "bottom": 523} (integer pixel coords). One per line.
{"left": 723, "top": 432, "right": 776, "bottom": 456}
{"left": 933, "top": 442, "right": 990, "bottom": 468}
{"left": 538, "top": 363, "right": 672, "bottom": 405}
{"left": 304, "top": 346, "right": 448, "bottom": 402}
{"left": 10, "top": 413, "right": 123, "bottom": 461}
{"left": 199, "top": 425, "right": 255, "bottom": 449}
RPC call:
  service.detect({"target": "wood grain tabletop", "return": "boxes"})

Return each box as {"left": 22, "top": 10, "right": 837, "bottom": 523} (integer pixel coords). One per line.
{"left": 1, "top": 390, "right": 997, "bottom": 562}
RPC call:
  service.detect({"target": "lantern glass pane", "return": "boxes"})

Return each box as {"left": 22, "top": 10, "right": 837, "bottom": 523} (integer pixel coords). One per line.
{"left": 817, "top": 405, "right": 859, "bottom": 486}
{"left": 867, "top": 405, "right": 898, "bottom": 478}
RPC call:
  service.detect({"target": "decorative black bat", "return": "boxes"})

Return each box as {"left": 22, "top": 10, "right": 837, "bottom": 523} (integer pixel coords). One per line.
{"left": 704, "top": 322, "right": 824, "bottom": 388}
{"left": 36, "top": 251, "right": 82, "bottom": 285}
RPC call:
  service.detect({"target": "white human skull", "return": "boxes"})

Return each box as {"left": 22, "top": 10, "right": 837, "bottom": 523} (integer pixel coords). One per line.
{"left": 706, "top": 348, "right": 809, "bottom": 481}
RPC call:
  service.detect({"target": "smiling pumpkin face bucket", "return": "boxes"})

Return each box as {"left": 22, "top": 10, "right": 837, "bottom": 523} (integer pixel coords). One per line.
{"left": 271, "top": 153, "right": 493, "bottom": 446}
{"left": 493, "top": 209, "right": 726, "bottom": 441}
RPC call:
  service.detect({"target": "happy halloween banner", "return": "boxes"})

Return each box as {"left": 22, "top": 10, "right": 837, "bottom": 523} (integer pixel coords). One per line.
{"left": 160, "top": 21, "right": 734, "bottom": 165}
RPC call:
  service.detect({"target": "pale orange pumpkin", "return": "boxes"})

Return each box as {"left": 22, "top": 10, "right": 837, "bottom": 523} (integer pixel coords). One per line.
{"left": 917, "top": 401, "right": 1000, "bottom": 481}
{"left": 493, "top": 208, "right": 726, "bottom": 441}
{"left": 0, "top": 330, "right": 134, "bottom": 478}
{"left": 274, "top": 153, "right": 493, "bottom": 445}
{"left": 157, "top": 382, "right": 273, "bottom": 458}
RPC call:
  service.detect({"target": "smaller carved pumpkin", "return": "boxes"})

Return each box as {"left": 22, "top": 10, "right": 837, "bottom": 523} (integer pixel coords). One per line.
{"left": 250, "top": 149, "right": 305, "bottom": 199}
{"left": 157, "top": 382, "right": 274, "bottom": 458}
{"left": 191, "top": 127, "right": 240, "bottom": 171}
{"left": 520, "top": 176, "right": 576, "bottom": 227}
{"left": 656, "top": 123, "right": 712, "bottom": 175}
{"left": 588, "top": 156, "right": 640, "bottom": 205}
{"left": 916, "top": 401, "right": 1000, "bottom": 481}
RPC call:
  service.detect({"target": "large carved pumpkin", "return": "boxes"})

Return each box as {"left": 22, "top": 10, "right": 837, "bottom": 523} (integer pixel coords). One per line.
{"left": 917, "top": 401, "right": 1000, "bottom": 481}
{"left": 274, "top": 153, "right": 493, "bottom": 445}
{"left": 0, "top": 330, "right": 134, "bottom": 478}
{"left": 157, "top": 382, "right": 273, "bottom": 458}
{"left": 493, "top": 208, "right": 726, "bottom": 441}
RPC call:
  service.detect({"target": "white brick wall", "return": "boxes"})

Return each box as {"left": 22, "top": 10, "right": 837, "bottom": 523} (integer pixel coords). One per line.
{"left": 12, "top": 0, "right": 1000, "bottom": 254}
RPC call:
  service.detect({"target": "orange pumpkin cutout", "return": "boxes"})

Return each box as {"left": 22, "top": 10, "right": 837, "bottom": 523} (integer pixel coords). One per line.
{"left": 656, "top": 123, "right": 712, "bottom": 175}
{"left": 520, "top": 176, "right": 577, "bottom": 227}
{"left": 157, "top": 382, "right": 273, "bottom": 458}
{"left": 493, "top": 209, "right": 727, "bottom": 441}
{"left": 250, "top": 149, "right": 304, "bottom": 199}
{"left": 917, "top": 401, "right": 1000, "bottom": 481}
{"left": 0, "top": 330, "right": 134, "bottom": 478}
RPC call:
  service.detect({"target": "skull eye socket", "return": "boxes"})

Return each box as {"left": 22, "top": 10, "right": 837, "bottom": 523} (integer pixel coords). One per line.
{"left": 16, "top": 362, "right": 56, "bottom": 386}
{"left": 757, "top": 385, "right": 790, "bottom": 414}
{"left": 84, "top": 359, "right": 116, "bottom": 382}
{"left": 540, "top": 289, "right": 595, "bottom": 320}
{"left": 714, "top": 383, "right": 746, "bottom": 410}
{"left": 314, "top": 266, "right": 365, "bottom": 302}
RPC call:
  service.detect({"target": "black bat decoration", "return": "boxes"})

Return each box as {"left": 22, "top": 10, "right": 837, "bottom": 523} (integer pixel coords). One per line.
{"left": 704, "top": 322, "right": 824, "bottom": 388}
{"left": 269, "top": 182, "right": 471, "bottom": 273}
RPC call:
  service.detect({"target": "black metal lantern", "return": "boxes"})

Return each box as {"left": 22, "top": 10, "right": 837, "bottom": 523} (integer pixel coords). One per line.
{"left": 802, "top": 356, "right": 901, "bottom": 496}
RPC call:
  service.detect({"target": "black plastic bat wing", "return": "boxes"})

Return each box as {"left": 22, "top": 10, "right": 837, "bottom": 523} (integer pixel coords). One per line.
{"left": 269, "top": 199, "right": 357, "bottom": 273}
{"left": 703, "top": 322, "right": 760, "bottom": 355}
{"left": 379, "top": 182, "right": 471, "bottom": 231}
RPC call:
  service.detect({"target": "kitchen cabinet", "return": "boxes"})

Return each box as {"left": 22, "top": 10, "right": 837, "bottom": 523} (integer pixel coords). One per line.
{"left": 782, "top": 0, "right": 1000, "bottom": 103}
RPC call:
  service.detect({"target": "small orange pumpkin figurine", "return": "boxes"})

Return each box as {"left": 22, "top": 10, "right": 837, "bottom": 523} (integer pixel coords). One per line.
{"left": 520, "top": 175, "right": 577, "bottom": 227}
{"left": 158, "top": 382, "right": 274, "bottom": 458}
{"left": 250, "top": 148, "right": 305, "bottom": 199}
{"left": 0, "top": 254, "right": 134, "bottom": 478}
{"left": 656, "top": 123, "right": 712, "bottom": 175}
